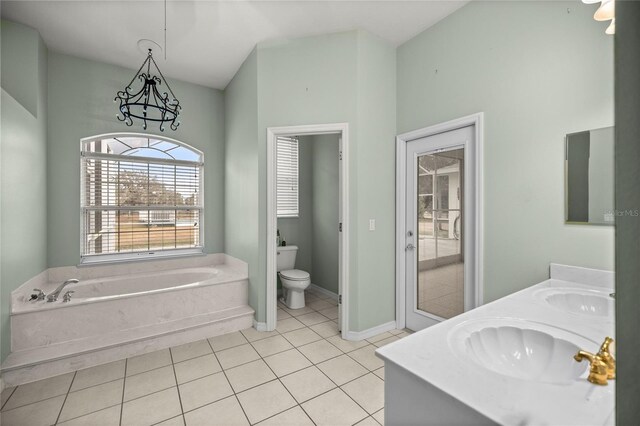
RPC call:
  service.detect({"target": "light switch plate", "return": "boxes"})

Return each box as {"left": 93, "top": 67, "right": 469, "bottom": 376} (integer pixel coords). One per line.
{"left": 369, "top": 219, "right": 376, "bottom": 231}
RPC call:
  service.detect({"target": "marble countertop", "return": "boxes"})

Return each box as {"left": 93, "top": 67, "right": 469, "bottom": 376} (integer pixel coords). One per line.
{"left": 376, "top": 264, "right": 615, "bottom": 426}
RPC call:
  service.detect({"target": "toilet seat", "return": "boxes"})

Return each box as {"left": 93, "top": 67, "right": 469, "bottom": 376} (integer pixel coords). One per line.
{"left": 279, "top": 269, "right": 310, "bottom": 281}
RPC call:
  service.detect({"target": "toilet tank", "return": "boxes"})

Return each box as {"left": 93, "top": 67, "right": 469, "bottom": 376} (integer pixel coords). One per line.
{"left": 277, "top": 245, "right": 298, "bottom": 271}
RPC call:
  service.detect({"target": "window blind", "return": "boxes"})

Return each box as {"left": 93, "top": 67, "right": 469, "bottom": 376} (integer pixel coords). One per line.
{"left": 277, "top": 136, "right": 299, "bottom": 218}
{"left": 80, "top": 137, "right": 203, "bottom": 261}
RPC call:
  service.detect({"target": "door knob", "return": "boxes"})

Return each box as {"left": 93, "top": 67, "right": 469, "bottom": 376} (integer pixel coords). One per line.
{"left": 406, "top": 243, "right": 416, "bottom": 251}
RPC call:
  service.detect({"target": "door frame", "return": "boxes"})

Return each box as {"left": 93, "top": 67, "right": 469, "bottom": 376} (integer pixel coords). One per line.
{"left": 395, "top": 113, "right": 484, "bottom": 330}
{"left": 266, "top": 123, "right": 349, "bottom": 338}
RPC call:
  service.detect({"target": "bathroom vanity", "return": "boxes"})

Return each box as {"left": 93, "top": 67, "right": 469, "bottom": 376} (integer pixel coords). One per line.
{"left": 376, "top": 264, "right": 614, "bottom": 426}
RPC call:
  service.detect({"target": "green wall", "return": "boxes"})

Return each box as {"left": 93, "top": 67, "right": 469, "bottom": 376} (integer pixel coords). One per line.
{"left": 397, "top": 1, "right": 615, "bottom": 303}
{"left": 311, "top": 135, "right": 340, "bottom": 294}
{"left": 224, "top": 49, "right": 261, "bottom": 319}
{"left": 47, "top": 52, "right": 226, "bottom": 267}
{"left": 614, "top": 1, "right": 640, "bottom": 420}
{"left": 0, "top": 21, "right": 48, "bottom": 362}
{"left": 250, "top": 30, "right": 396, "bottom": 331}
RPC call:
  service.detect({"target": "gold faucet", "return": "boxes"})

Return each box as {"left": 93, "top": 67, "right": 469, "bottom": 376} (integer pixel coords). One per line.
{"left": 597, "top": 336, "right": 616, "bottom": 379}
{"left": 574, "top": 336, "right": 616, "bottom": 385}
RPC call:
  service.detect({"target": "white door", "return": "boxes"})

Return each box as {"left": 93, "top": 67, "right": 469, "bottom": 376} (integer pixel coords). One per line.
{"left": 405, "top": 125, "right": 478, "bottom": 331}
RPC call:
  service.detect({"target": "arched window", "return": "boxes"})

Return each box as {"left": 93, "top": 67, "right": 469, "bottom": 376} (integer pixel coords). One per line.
{"left": 80, "top": 134, "right": 203, "bottom": 263}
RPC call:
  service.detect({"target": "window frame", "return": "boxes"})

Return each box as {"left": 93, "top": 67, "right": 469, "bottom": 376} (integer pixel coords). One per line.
{"left": 79, "top": 133, "right": 205, "bottom": 265}
{"left": 276, "top": 136, "right": 300, "bottom": 218}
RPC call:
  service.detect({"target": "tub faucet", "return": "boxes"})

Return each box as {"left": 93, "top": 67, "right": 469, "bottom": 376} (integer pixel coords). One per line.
{"left": 47, "top": 279, "right": 79, "bottom": 302}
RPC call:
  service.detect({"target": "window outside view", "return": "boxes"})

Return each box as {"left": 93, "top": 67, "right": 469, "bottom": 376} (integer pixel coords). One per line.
{"left": 81, "top": 136, "right": 203, "bottom": 259}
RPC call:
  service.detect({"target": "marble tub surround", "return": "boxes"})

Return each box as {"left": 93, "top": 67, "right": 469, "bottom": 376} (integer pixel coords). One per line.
{"left": 12, "top": 253, "right": 247, "bottom": 309}
{"left": 2, "top": 254, "right": 253, "bottom": 387}
{"left": 376, "top": 264, "right": 615, "bottom": 426}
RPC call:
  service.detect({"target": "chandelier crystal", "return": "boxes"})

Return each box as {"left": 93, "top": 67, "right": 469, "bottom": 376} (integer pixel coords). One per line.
{"left": 115, "top": 49, "right": 181, "bottom": 131}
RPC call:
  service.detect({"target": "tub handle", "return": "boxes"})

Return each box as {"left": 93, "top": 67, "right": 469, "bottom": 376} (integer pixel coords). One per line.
{"left": 30, "top": 289, "right": 46, "bottom": 301}
{"left": 62, "top": 290, "right": 75, "bottom": 303}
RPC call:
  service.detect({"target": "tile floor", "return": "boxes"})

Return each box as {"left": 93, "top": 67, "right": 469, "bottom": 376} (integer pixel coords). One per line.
{"left": 0, "top": 288, "right": 410, "bottom": 426}
{"left": 417, "top": 262, "right": 464, "bottom": 319}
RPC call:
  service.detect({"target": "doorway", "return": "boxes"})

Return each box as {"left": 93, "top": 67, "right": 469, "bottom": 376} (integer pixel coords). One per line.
{"left": 396, "top": 114, "right": 483, "bottom": 331}
{"left": 266, "top": 123, "right": 350, "bottom": 338}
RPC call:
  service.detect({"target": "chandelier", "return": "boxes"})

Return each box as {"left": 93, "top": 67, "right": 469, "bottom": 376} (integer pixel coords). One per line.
{"left": 115, "top": 48, "right": 181, "bottom": 131}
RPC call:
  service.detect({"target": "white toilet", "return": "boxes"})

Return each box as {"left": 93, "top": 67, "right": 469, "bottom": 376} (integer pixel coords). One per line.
{"left": 277, "top": 245, "right": 311, "bottom": 309}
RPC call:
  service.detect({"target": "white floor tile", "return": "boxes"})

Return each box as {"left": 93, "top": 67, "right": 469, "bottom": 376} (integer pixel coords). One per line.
{"left": 2, "top": 372, "right": 73, "bottom": 411}
{"left": 366, "top": 332, "right": 394, "bottom": 344}
{"left": 59, "top": 379, "right": 124, "bottom": 422}
{"left": 296, "top": 312, "right": 331, "bottom": 326}
{"left": 317, "top": 355, "right": 368, "bottom": 386}
{"left": 57, "top": 404, "right": 121, "bottom": 426}
{"left": 251, "top": 335, "right": 294, "bottom": 357}
{"left": 325, "top": 335, "right": 369, "bottom": 353}
{"left": 348, "top": 345, "right": 384, "bottom": 371}
{"left": 178, "top": 372, "right": 233, "bottom": 412}
{"left": 240, "top": 327, "right": 279, "bottom": 342}
{"left": 124, "top": 365, "right": 176, "bottom": 402}
{"left": 373, "top": 336, "right": 400, "bottom": 348}
{"left": 174, "top": 354, "right": 222, "bottom": 384}
{"left": 281, "top": 305, "right": 315, "bottom": 317}
{"left": 208, "top": 331, "right": 248, "bottom": 352}
{"left": 301, "top": 388, "right": 368, "bottom": 426}
{"left": 373, "top": 367, "right": 385, "bottom": 380}
{"left": 263, "top": 349, "right": 312, "bottom": 377}
{"left": 277, "top": 309, "right": 292, "bottom": 320}
{"left": 225, "top": 360, "right": 276, "bottom": 393}
{"left": 71, "top": 360, "right": 126, "bottom": 392}
{"left": 127, "top": 349, "right": 172, "bottom": 376}
{"left": 276, "top": 317, "right": 305, "bottom": 333}
{"left": 355, "top": 416, "right": 381, "bottom": 426}
{"left": 184, "top": 396, "right": 248, "bottom": 426}
{"left": 280, "top": 366, "right": 336, "bottom": 404}
{"left": 256, "top": 406, "right": 314, "bottom": 425}
{"left": 236, "top": 380, "right": 297, "bottom": 424}
{"left": 216, "top": 344, "right": 260, "bottom": 370}
{"left": 318, "top": 306, "right": 339, "bottom": 320}
{"left": 0, "top": 395, "right": 66, "bottom": 426}
{"left": 156, "top": 415, "right": 185, "bottom": 426}
{"left": 121, "top": 387, "right": 182, "bottom": 426}
{"left": 281, "top": 327, "right": 322, "bottom": 347}
{"left": 373, "top": 408, "right": 384, "bottom": 425}
{"left": 171, "top": 340, "right": 213, "bottom": 363}
{"left": 297, "top": 339, "right": 342, "bottom": 364}
{"left": 309, "top": 321, "right": 339, "bottom": 338}
{"left": 341, "top": 373, "right": 384, "bottom": 414}
{"left": 307, "top": 299, "right": 334, "bottom": 312}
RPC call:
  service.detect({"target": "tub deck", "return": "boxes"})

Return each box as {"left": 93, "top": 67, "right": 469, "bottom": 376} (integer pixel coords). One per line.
{"left": 2, "top": 255, "right": 254, "bottom": 387}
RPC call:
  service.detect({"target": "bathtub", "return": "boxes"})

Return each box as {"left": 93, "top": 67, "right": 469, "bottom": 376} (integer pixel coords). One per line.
{"left": 4, "top": 255, "right": 253, "bottom": 386}
{"left": 15, "top": 267, "right": 223, "bottom": 311}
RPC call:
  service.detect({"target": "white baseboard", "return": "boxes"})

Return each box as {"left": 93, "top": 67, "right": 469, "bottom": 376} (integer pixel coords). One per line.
{"left": 253, "top": 319, "right": 268, "bottom": 332}
{"left": 344, "top": 320, "right": 397, "bottom": 341}
{"left": 308, "top": 283, "right": 339, "bottom": 301}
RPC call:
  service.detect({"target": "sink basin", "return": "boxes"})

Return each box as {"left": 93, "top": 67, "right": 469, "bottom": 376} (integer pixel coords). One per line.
{"left": 537, "top": 288, "right": 613, "bottom": 317}
{"left": 449, "top": 319, "right": 593, "bottom": 384}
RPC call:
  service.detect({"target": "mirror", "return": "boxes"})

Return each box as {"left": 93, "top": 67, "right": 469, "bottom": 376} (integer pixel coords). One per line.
{"left": 565, "top": 126, "right": 614, "bottom": 225}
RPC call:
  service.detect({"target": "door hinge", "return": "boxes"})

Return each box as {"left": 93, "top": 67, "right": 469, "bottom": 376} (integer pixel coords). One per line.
{"left": 339, "top": 222, "right": 342, "bottom": 232}
{"left": 339, "top": 151, "right": 343, "bottom": 160}
{"left": 339, "top": 295, "right": 342, "bottom": 304}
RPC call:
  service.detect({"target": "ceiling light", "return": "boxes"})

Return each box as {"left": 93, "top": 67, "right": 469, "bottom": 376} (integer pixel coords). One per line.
{"left": 594, "top": 0, "right": 615, "bottom": 21}
{"left": 114, "top": 49, "right": 181, "bottom": 131}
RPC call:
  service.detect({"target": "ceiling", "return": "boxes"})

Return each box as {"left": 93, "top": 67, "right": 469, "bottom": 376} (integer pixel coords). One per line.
{"left": 1, "top": 1, "right": 467, "bottom": 89}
